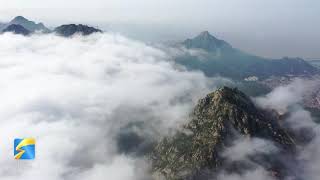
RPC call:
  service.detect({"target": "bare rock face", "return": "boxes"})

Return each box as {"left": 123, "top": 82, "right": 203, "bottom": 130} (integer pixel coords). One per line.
{"left": 151, "top": 87, "right": 295, "bottom": 180}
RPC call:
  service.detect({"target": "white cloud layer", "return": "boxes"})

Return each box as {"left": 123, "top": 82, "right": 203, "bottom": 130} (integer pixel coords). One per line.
{"left": 255, "top": 79, "right": 317, "bottom": 113}
{"left": 254, "top": 79, "right": 320, "bottom": 180}
{"left": 0, "top": 32, "right": 216, "bottom": 180}
{"left": 0, "top": 32, "right": 319, "bottom": 180}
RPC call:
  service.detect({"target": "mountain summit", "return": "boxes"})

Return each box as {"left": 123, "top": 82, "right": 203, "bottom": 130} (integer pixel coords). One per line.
{"left": 54, "top": 24, "right": 102, "bottom": 37}
{"left": 11, "top": 16, "right": 28, "bottom": 22}
{"left": 151, "top": 87, "right": 295, "bottom": 179}
{"left": 8, "top": 16, "right": 50, "bottom": 33}
{"left": 182, "top": 31, "right": 232, "bottom": 51}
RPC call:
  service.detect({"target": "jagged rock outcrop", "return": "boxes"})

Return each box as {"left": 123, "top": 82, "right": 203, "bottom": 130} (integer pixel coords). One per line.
{"left": 54, "top": 24, "right": 102, "bottom": 37}
{"left": 2, "top": 24, "right": 31, "bottom": 35}
{"left": 151, "top": 87, "right": 295, "bottom": 180}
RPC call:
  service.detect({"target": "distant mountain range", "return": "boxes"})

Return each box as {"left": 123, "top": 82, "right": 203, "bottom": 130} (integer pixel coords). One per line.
{"left": 175, "top": 31, "right": 319, "bottom": 80}
{"left": 173, "top": 32, "right": 320, "bottom": 113}
{"left": 0, "top": 16, "right": 102, "bottom": 37}
{"left": 0, "top": 16, "right": 318, "bottom": 80}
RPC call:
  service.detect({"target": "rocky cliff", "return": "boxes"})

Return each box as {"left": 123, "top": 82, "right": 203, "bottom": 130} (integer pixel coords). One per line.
{"left": 151, "top": 87, "right": 295, "bottom": 180}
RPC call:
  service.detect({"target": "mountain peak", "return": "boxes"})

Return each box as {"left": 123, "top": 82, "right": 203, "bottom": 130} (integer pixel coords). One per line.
{"left": 11, "top": 16, "right": 28, "bottom": 22}
{"left": 54, "top": 24, "right": 102, "bottom": 37}
{"left": 198, "top": 30, "right": 211, "bottom": 38}
{"left": 151, "top": 87, "right": 295, "bottom": 179}
{"left": 182, "top": 31, "right": 232, "bottom": 51}
{"left": 8, "top": 16, "right": 50, "bottom": 33}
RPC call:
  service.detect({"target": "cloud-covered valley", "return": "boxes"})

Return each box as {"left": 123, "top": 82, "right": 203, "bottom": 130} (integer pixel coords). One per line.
{"left": 0, "top": 33, "right": 218, "bottom": 180}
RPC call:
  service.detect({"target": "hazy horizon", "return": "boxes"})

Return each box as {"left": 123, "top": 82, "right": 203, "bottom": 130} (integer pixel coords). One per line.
{"left": 1, "top": 2, "right": 320, "bottom": 180}
{"left": 1, "top": 0, "right": 320, "bottom": 59}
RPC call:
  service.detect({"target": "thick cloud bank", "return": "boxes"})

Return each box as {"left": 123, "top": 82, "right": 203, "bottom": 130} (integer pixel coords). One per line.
{"left": 0, "top": 32, "right": 319, "bottom": 180}
{"left": 216, "top": 79, "right": 320, "bottom": 180}
{"left": 0, "top": 33, "right": 217, "bottom": 180}
{"left": 255, "top": 79, "right": 319, "bottom": 113}
{"left": 253, "top": 79, "right": 320, "bottom": 180}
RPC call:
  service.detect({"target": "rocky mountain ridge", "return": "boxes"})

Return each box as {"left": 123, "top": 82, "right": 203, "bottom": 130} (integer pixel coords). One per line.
{"left": 151, "top": 87, "right": 296, "bottom": 180}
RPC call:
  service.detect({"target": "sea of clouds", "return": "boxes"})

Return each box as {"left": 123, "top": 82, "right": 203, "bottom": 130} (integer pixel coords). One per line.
{"left": 0, "top": 32, "right": 220, "bottom": 180}
{"left": 0, "top": 32, "right": 319, "bottom": 180}
{"left": 254, "top": 79, "right": 320, "bottom": 180}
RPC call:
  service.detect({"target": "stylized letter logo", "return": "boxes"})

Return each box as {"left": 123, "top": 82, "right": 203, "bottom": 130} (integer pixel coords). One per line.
{"left": 14, "top": 138, "right": 35, "bottom": 160}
